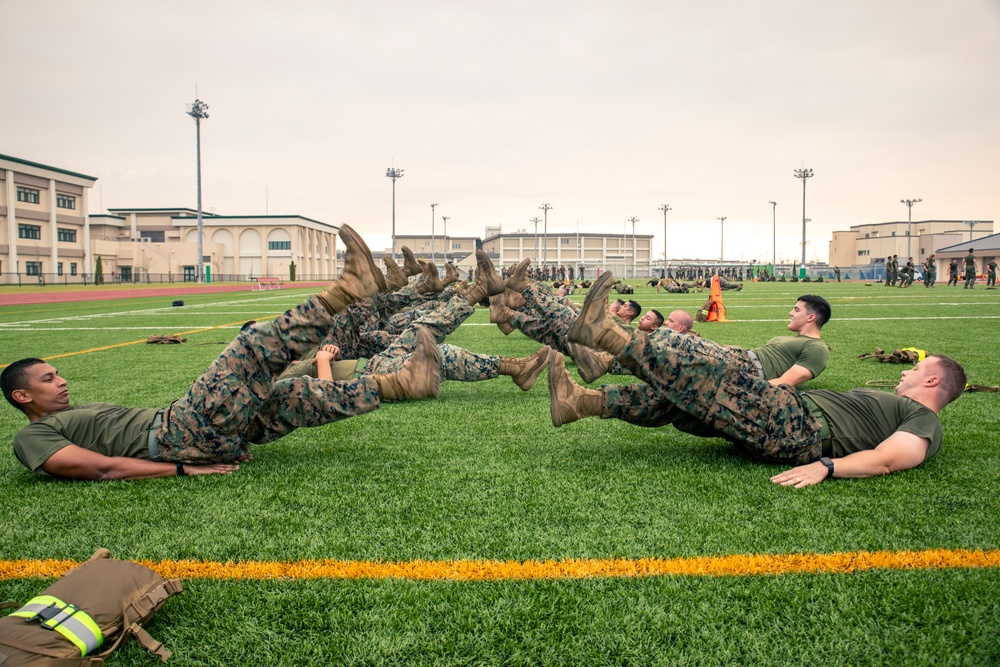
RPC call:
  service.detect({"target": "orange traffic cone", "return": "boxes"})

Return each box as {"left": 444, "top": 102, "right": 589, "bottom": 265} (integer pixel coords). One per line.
{"left": 696, "top": 275, "right": 730, "bottom": 322}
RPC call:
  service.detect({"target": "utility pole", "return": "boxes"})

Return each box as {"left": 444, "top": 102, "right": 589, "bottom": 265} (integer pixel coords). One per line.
{"left": 430, "top": 202, "right": 438, "bottom": 263}
{"left": 539, "top": 203, "right": 552, "bottom": 267}
{"left": 901, "top": 198, "right": 922, "bottom": 258}
{"left": 186, "top": 98, "right": 209, "bottom": 282}
{"left": 768, "top": 201, "right": 777, "bottom": 267}
{"left": 794, "top": 168, "right": 814, "bottom": 274}
{"left": 441, "top": 215, "right": 449, "bottom": 262}
{"left": 627, "top": 216, "right": 639, "bottom": 279}
{"left": 716, "top": 216, "right": 727, "bottom": 262}
{"left": 658, "top": 204, "right": 671, "bottom": 275}
{"left": 385, "top": 167, "right": 404, "bottom": 261}
{"left": 531, "top": 216, "right": 542, "bottom": 262}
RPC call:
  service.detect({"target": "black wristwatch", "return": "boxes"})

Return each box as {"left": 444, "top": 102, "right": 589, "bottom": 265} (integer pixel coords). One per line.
{"left": 819, "top": 457, "right": 834, "bottom": 480}
{"left": 176, "top": 462, "right": 187, "bottom": 477}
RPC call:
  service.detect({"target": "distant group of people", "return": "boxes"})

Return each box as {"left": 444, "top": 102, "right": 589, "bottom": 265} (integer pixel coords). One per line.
{"left": 2, "top": 227, "right": 967, "bottom": 491}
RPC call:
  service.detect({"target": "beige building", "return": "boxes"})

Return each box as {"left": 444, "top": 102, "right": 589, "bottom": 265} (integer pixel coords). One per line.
{"left": 482, "top": 230, "right": 654, "bottom": 277}
{"left": 1, "top": 153, "right": 97, "bottom": 284}
{"left": 390, "top": 234, "right": 478, "bottom": 264}
{"left": 107, "top": 208, "right": 340, "bottom": 280}
{"left": 829, "top": 219, "right": 994, "bottom": 268}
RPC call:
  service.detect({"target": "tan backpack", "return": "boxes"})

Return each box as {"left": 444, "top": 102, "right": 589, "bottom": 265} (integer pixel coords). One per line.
{"left": 0, "top": 549, "right": 182, "bottom": 665}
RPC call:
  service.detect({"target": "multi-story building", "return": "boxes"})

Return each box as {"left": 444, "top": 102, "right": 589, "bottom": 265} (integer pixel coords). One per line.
{"left": 829, "top": 219, "right": 994, "bottom": 269}
{"left": 1, "top": 153, "right": 97, "bottom": 284}
{"left": 481, "top": 230, "right": 654, "bottom": 278}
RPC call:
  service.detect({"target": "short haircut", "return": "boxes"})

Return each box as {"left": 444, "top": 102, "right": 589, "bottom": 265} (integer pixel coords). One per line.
{"left": 671, "top": 309, "right": 694, "bottom": 333}
{"left": 1, "top": 358, "right": 47, "bottom": 412}
{"left": 612, "top": 299, "right": 625, "bottom": 307}
{"left": 927, "top": 354, "right": 967, "bottom": 405}
{"left": 624, "top": 300, "right": 641, "bottom": 319}
{"left": 797, "top": 294, "right": 831, "bottom": 328}
{"left": 648, "top": 309, "right": 664, "bottom": 327}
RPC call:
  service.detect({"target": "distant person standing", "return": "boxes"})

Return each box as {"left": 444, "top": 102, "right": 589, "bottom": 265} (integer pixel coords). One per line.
{"left": 948, "top": 260, "right": 960, "bottom": 286}
{"left": 834, "top": 267, "right": 841, "bottom": 282}
{"left": 923, "top": 255, "right": 936, "bottom": 288}
{"left": 987, "top": 259, "right": 997, "bottom": 287}
{"left": 964, "top": 249, "right": 977, "bottom": 289}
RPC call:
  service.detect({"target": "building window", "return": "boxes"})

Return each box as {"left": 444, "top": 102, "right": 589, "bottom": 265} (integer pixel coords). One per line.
{"left": 18, "top": 224, "right": 42, "bottom": 240}
{"left": 25, "top": 261, "right": 42, "bottom": 276}
{"left": 561, "top": 238, "right": 570, "bottom": 245}
{"left": 17, "top": 187, "right": 40, "bottom": 204}
{"left": 452, "top": 242, "right": 461, "bottom": 250}
{"left": 70, "top": 263, "right": 78, "bottom": 276}
{"left": 57, "top": 262, "right": 63, "bottom": 276}
{"left": 58, "top": 228, "right": 77, "bottom": 242}
{"left": 268, "top": 241, "right": 291, "bottom": 250}
{"left": 56, "top": 194, "right": 76, "bottom": 210}
{"left": 141, "top": 231, "right": 165, "bottom": 242}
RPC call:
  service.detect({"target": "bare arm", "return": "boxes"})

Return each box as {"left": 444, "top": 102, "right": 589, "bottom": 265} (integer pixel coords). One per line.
{"left": 768, "top": 364, "right": 814, "bottom": 387}
{"left": 41, "top": 444, "right": 239, "bottom": 481}
{"left": 771, "top": 431, "right": 931, "bottom": 488}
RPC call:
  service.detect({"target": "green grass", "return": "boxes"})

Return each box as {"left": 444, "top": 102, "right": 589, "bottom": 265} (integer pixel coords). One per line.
{"left": 1, "top": 281, "right": 998, "bottom": 665}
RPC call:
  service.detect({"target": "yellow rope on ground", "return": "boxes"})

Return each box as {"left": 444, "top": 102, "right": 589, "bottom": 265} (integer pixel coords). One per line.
{"left": 0, "top": 318, "right": 279, "bottom": 368}
{"left": 2, "top": 549, "right": 998, "bottom": 581}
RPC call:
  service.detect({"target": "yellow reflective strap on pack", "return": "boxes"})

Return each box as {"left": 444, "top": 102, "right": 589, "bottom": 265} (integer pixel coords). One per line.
{"left": 10, "top": 594, "right": 104, "bottom": 656}
{"left": 901, "top": 347, "right": 927, "bottom": 361}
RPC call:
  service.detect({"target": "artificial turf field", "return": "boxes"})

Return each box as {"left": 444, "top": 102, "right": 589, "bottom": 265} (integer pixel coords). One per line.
{"left": 1, "top": 280, "right": 998, "bottom": 666}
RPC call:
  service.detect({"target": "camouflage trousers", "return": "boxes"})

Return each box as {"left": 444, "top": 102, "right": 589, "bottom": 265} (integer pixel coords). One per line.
{"left": 155, "top": 296, "right": 382, "bottom": 463}
{"left": 364, "top": 293, "right": 474, "bottom": 375}
{"left": 603, "top": 330, "right": 823, "bottom": 465}
{"left": 366, "top": 343, "right": 499, "bottom": 382}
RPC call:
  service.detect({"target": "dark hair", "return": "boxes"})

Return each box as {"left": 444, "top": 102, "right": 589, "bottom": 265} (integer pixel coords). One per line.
{"left": 928, "top": 354, "right": 967, "bottom": 405}
{"left": 648, "top": 309, "right": 664, "bottom": 327}
{"left": 624, "top": 300, "right": 641, "bottom": 319}
{"left": 797, "top": 294, "right": 831, "bottom": 327}
{"left": 1, "top": 358, "right": 47, "bottom": 412}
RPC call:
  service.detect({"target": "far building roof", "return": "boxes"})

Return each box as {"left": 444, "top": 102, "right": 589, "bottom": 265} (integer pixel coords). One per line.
{"left": 937, "top": 231, "right": 1000, "bottom": 255}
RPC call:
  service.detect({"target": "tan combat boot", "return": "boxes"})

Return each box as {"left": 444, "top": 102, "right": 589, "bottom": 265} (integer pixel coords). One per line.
{"left": 567, "top": 272, "right": 632, "bottom": 356}
{"left": 383, "top": 256, "right": 408, "bottom": 291}
{"left": 499, "top": 345, "right": 551, "bottom": 391}
{"left": 547, "top": 350, "right": 603, "bottom": 427}
{"left": 505, "top": 257, "right": 531, "bottom": 293}
{"left": 443, "top": 262, "right": 459, "bottom": 286}
{"left": 316, "top": 225, "right": 387, "bottom": 315}
{"left": 416, "top": 261, "right": 445, "bottom": 294}
{"left": 372, "top": 326, "right": 441, "bottom": 401}
{"left": 567, "top": 342, "right": 613, "bottom": 384}
{"left": 401, "top": 246, "right": 422, "bottom": 277}
{"left": 489, "top": 295, "right": 516, "bottom": 335}
{"left": 460, "top": 250, "right": 505, "bottom": 305}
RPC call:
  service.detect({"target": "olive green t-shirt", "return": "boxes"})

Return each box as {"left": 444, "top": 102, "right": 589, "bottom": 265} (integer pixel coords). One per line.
{"left": 751, "top": 335, "right": 828, "bottom": 382}
{"left": 803, "top": 389, "right": 943, "bottom": 460}
{"left": 278, "top": 358, "right": 367, "bottom": 381}
{"left": 13, "top": 403, "right": 161, "bottom": 475}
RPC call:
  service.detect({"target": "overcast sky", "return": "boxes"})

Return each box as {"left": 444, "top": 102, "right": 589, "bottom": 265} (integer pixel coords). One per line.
{"left": 4, "top": 0, "right": 999, "bottom": 263}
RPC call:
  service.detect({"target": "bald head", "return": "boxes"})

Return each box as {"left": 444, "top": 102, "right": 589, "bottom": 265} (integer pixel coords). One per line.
{"left": 666, "top": 309, "right": 693, "bottom": 334}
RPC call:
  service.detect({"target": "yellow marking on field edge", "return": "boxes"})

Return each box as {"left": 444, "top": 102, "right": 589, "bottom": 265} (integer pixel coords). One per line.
{"left": 2, "top": 549, "right": 997, "bottom": 581}
{"left": 0, "top": 317, "right": 280, "bottom": 368}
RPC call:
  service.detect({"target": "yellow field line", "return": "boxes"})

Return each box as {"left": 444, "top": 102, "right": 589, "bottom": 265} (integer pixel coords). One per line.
{"left": 2, "top": 549, "right": 998, "bottom": 581}
{"left": 1, "top": 318, "right": 280, "bottom": 368}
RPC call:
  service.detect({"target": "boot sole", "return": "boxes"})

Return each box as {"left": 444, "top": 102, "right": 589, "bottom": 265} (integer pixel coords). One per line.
{"left": 340, "top": 224, "right": 387, "bottom": 292}
{"left": 568, "top": 272, "right": 614, "bottom": 346}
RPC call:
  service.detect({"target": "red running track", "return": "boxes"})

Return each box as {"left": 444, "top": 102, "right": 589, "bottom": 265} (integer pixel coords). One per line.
{"left": 0, "top": 282, "right": 328, "bottom": 307}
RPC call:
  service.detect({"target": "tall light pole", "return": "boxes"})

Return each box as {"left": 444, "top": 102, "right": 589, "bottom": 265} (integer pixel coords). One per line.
{"left": 793, "top": 168, "right": 814, "bottom": 272}
{"left": 627, "top": 216, "right": 639, "bottom": 279}
{"left": 658, "top": 204, "right": 671, "bottom": 275}
{"left": 539, "top": 203, "right": 552, "bottom": 267}
{"left": 901, "top": 198, "right": 922, "bottom": 257}
{"left": 430, "top": 202, "right": 439, "bottom": 263}
{"left": 386, "top": 167, "right": 404, "bottom": 260}
{"left": 440, "top": 215, "right": 449, "bottom": 262}
{"left": 530, "top": 216, "right": 542, "bottom": 262}
{"left": 186, "top": 98, "right": 209, "bottom": 282}
{"left": 716, "top": 216, "right": 727, "bottom": 262}
{"left": 768, "top": 201, "right": 777, "bottom": 267}
{"left": 963, "top": 220, "right": 980, "bottom": 243}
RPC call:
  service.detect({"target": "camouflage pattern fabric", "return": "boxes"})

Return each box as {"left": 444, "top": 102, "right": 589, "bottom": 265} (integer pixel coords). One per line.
{"left": 155, "top": 296, "right": 382, "bottom": 463}
{"left": 363, "top": 294, "right": 474, "bottom": 374}
{"left": 607, "top": 330, "right": 823, "bottom": 465}
{"left": 367, "top": 343, "right": 499, "bottom": 382}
